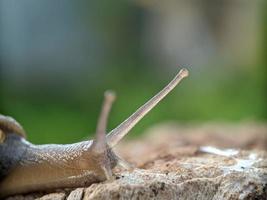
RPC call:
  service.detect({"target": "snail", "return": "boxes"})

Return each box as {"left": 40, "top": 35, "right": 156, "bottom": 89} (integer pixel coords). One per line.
{"left": 0, "top": 68, "right": 189, "bottom": 197}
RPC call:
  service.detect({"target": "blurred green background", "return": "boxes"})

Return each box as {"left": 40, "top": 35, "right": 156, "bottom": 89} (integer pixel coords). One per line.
{"left": 0, "top": 0, "right": 266, "bottom": 144}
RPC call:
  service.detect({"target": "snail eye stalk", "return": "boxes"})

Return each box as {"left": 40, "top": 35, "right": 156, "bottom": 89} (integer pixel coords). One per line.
{"left": 92, "top": 91, "right": 116, "bottom": 153}
{"left": 107, "top": 68, "right": 189, "bottom": 148}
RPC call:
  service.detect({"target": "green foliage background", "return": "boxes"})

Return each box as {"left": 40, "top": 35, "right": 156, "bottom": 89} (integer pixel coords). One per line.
{"left": 0, "top": 1, "right": 266, "bottom": 144}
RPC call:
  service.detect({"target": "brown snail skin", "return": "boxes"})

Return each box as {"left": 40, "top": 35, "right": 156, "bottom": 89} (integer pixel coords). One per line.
{"left": 0, "top": 68, "right": 189, "bottom": 198}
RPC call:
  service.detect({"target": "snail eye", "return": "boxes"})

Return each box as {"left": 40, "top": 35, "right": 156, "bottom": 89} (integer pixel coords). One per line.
{"left": 0, "top": 129, "right": 5, "bottom": 143}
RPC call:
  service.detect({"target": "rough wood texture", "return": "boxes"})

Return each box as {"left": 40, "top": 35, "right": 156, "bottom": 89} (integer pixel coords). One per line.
{"left": 5, "top": 123, "right": 267, "bottom": 200}
{"left": 66, "top": 188, "right": 84, "bottom": 200}
{"left": 36, "top": 193, "right": 66, "bottom": 200}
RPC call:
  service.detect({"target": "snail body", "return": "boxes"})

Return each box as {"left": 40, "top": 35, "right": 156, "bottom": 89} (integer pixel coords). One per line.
{"left": 0, "top": 69, "right": 188, "bottom": 197}
{"left": 0, "top": 134, "right": 117, "bottom": 196}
